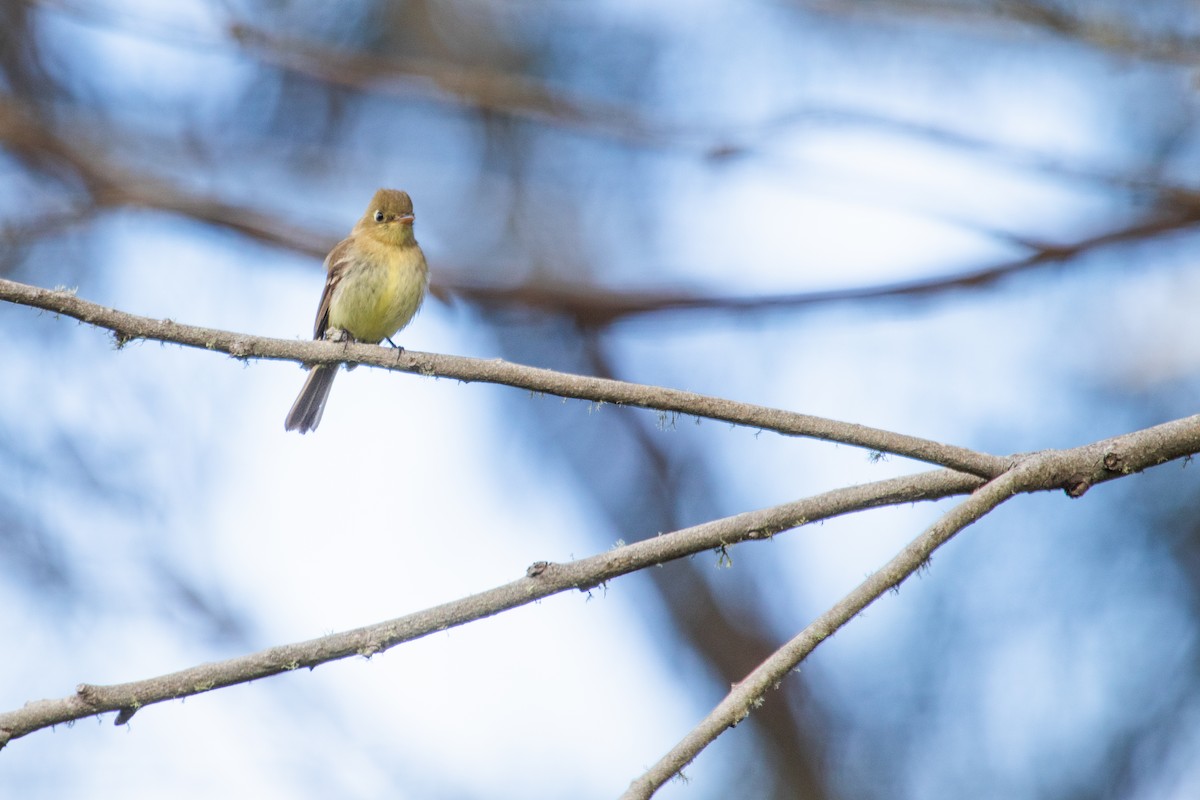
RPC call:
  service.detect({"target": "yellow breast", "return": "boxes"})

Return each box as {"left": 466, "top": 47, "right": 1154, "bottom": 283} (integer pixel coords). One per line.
{"left": 329, "top": 241, "right": 429, "bottom": 343}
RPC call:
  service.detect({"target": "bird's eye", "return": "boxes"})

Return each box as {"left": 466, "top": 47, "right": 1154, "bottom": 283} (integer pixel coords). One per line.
{"left": 373, "top": 210, "right": 385, "bottom": 223}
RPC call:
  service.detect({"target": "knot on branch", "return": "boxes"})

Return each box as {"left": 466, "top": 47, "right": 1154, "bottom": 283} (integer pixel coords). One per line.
{"left": 1103, "top": 449, "right": 1131, "bottom": 474}
{"left": 74, "top": 683, "right": 104, "bottom": 709}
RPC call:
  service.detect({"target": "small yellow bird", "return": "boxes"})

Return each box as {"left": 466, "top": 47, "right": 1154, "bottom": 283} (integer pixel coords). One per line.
{"left": 285, "top": 188, "right": 429, "bottom": 434}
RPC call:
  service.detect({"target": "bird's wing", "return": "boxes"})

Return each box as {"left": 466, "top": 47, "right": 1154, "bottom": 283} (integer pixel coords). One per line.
{"left": 313, "top": 237, "right": 355, "bottom": 340}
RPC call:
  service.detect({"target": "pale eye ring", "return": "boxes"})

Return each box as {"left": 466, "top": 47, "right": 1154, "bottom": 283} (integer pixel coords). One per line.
{"left": 373, "top": 210, "right": 385, "bottom": 223}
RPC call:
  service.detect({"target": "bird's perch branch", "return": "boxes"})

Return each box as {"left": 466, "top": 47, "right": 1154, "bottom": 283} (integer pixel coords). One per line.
{"left": 0, "top": 277, "right": 1007, "bottom": 476}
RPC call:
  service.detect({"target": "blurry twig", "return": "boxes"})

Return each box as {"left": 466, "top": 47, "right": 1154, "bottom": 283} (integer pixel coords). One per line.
{"left": 227, "top": 23, "right": 672, "bottom": 146}
{"left": 0, "top": 467, "right": 985, "bottom": 748}
{"left": 751, "top": 104, "right": 1194, "bottom": 200}
{"left": 0, "top": 277, "right": 1005, "bottom": 475}
{"left": 0, "top": 98, "right": 330, "bottom": 256}
{"left": 442, "top": 202, "right": 1200, "bottom": 324}
{"left": 15, "top": 1, "right": 679, "bottom": 146}
{"left": 793, "top": 0, "right": 1200, "bottom": 65}
{"left": 621, "top": 411, "right": 1200, "bottom": 798}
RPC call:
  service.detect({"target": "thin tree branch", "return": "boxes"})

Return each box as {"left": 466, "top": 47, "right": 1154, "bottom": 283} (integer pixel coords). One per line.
{"left": 0, "top": 98, "right": 331, "bottom": 256}
{"left": 0, "top": 467, "right": 984, "bottom": 749}
{"left": 442, "top": 203, "right": 1200, "bottom": 325}
{"left": 0, "top": 277, "right": 1007, "bottom": 476}
{"left": 620, "top": 415, "right": 1200, "bottom": 797}
{"left": 794, "top": 0, "right": 1200, "bottom": 65}
{"left": 227, "top": 23, "right": 668, "bottom": 146}
{"left": 15, "top": 1, "right": 671, "bottom": 147}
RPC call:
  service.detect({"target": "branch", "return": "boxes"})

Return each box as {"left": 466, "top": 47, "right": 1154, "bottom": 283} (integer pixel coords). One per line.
{"left": 227, "top": 23, "right": 669, "bottom": 147}
{"left": 0, "top": 277, "right": 1007, "bottom": 476}
{"left": 15, "top": 2, "right": 675, "bottom": 147}
{"left": 442, "top": 202, "right": 1200, "bottom": 325}
{"left": 795, "top": 0, "right": 1200, "bottom": 65}
{"left": 0, "top": 98, "right": 331, "bottom": 257}
{"left": 621, "top": 415, "right": 1200, "bottom": 797}
{"left": 0, "top": 468, "right": 983, "bottom": 748}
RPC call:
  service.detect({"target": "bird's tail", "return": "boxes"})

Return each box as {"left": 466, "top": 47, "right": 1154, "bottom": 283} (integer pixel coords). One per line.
{"left": 284, "top": 365, "right": 337, "bottom": 433}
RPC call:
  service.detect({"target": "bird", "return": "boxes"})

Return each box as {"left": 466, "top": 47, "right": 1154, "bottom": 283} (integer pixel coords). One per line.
{"left": 285, "top": 188, "right": 429, "bottom": 433}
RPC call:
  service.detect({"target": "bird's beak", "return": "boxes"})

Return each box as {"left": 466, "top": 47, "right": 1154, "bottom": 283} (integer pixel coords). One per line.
{"left": 397, "top": 214, "right": 415, "bottom": 225}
